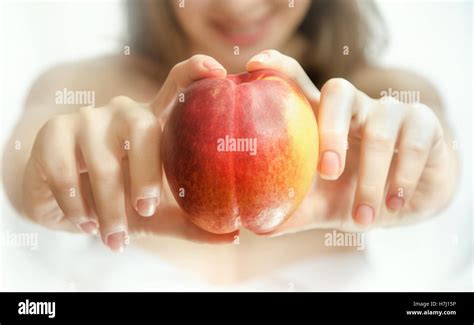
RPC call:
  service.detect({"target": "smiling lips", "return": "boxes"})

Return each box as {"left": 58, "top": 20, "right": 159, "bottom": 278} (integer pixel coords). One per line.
{"left": 211, "top": 16, "right": 271, "bottom": 46}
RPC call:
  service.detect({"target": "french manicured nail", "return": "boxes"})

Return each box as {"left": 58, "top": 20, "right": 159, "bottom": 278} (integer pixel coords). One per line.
{"left": 387, "top": 195, "right": 404, "bottom": 211}
{"left": 106, "top": 231, "right": 128, "bottom": 252}
{"left": 354, "top": 204, "right": 374, "bottom": 225}
{"left": 203, "top": 59, "right": 225, "bottom": 71}
{"left": 78, "top": 221, "right": 98, "bottom": 235}
{"left": 249, "top": 52, "right": 269, "bottom": 63}
{"left": 136, "top": 197, "right": 158, "bottom": 217}
{"left": 320, "top": 151, "right": 341, "bottom": 180}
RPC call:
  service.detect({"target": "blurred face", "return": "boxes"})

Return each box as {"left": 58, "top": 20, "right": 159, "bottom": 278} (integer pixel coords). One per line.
{"left": 172, "top": 0, "right": 311, "bottom": 72}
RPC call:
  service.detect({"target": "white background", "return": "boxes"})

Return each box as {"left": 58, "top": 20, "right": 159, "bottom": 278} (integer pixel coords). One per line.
{"left": 0, "top": 0, "right": 472, "bottom": 291}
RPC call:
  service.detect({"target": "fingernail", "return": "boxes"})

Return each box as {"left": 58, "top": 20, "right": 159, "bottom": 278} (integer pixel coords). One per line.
{"left": 106, "top": 231, "right": 128, "bottom": 252}
{"left": 387, "top": 195, "right": 404, "bottom": 211}
{"left": 249, "top": 52, "right": 269, "bottom": 63}
{"left": 203, "top": 59, "right": 225, "bottom": 71}
{"left": 136, "top": 197, "right": 158, "bottom": 217}
{"left": 354, "top": 204, "right": 374, "bottom": 225}
{"left": 78, "top": 221, "right": 98, "bottom": 235}
{"left": 320, "top": 151, "right": 341, "bottom": 180}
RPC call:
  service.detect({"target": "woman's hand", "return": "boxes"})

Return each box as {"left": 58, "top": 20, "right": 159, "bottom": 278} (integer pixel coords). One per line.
{"left": 246, "top": 49, "right": 457, "bottom": 234}
{"left": 22, "top": 55, "right": 237, "bottom": 251}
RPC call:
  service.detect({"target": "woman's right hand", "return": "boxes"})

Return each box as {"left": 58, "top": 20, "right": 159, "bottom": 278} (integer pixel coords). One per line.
{"left": 22, "top": 55, "right": 236, "bottom": 251}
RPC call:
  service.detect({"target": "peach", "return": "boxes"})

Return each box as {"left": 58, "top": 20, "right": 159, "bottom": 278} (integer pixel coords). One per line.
{"left": 162, "top": 70, "right": 318, "bottom": 234}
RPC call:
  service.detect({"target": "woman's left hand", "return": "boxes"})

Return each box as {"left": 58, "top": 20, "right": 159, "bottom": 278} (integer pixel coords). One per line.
{"left": 246, "top": 49, "right": 457, "bottom": 234}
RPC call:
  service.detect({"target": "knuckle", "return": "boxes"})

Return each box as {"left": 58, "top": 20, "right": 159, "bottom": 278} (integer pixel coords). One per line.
{"left": 364, "top": 130, "right": 395, "bottom": 149}
{"left": 169, "top": 61, "right": 184, "bottom": 76}
{"left": 130, "top": 117, "right": 159, "bottom": 135}
{"left": 409, "top": 103, "right": 436, "bottom": 123}
{"left": 50, "top": 173, "right": 76, "bottom": 192}
{"left": 392, "top": 179, "right": 417, "bottom": 197}
{"left": 173, "top": 55, "right": 208, "bottom": 74}
{"left": 42, "top": 116, "right": 66, "bottom": 135}
{"left": 434, "top": 123, "right": 444, "bottom": 143}
{"left": 29, "top": 146, "right": 47, "bottom": 171}
{"left": 24, "top": 208, "right": 46, "bottom": 224}
{"left": 319, "top": 127, "right": 346, "bottom": 138}
{"left": 319, "top": 130, "right": 347, "bottom": 149}
{"left": 137, "top": 181, "right": 161, "bottom": 193}
{"left": 409, "top": 103, "right": 444, "bottom": 141}
{"left": 23, "top": 204, "right": 62, "bottom": 226}
{"left": 33, "top": 117, "right": 68, "bottom": 162}
{"left": 379, "top": 95, "right": 401, "bottom": 105}
{"left": 357, "top": 183, "right": 380, "bottom": 198}
{"left": 109, "top": 95, "right": 133, "bottom": 109}
{"left": 187, "top": 54, "right": 207, "bottom": 65}
{"left": 264, "top": 49, "right": 281, "bottom": 57}
{"left": 287, "top": 57, "right": 301, "bottom": 71}
{"left": 410, "top": 103, "right": 430, "bottom": 117}
{"left": 78, "top": 104, "right": 94, "bottom": 117}
{"left": 78, "top": 106, "right": 99, "bottom": 128}
{"left": 89, "top": 161, "right": 121, "bottom": 182}
{"left": 78, "top": 105, "right": 94, "bottom": 115}
{"left": 21, "top": 200, "right": 39, "bottom": 221}
{"left": 400, "top": 141, "right": 428, "bottom": 157}
{"left": 170, "top": 57, "right": 202, "bottom": 79}
{"left": 410, "top": 102, "right": 430, "bottom": 112}
{"left": 63, "top": 209, "right": 84, "bottom": 220}
{"left": 322, "top": 78, "right": 353, "bottom": 95}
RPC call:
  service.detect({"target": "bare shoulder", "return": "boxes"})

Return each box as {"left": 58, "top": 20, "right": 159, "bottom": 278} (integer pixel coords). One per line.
{"left": 26, "top": 55, "right": 163, "bottom": 110}
{"left": 347, "top": 66, "right": 443, "bottom": 108}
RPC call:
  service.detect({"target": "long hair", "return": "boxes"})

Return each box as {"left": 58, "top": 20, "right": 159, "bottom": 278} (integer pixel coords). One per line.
{"left": 126, "top": 0, "right": 387, "bottom": 87}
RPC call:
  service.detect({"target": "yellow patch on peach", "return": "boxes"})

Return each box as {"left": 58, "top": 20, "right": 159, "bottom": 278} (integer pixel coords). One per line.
{"left": 284, "top": 92, "right": 319, "bottom": 200}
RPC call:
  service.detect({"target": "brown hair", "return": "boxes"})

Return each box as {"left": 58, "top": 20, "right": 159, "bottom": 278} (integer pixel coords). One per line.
{"left": 126, "top": 0, "right": 387, "bottom": 87}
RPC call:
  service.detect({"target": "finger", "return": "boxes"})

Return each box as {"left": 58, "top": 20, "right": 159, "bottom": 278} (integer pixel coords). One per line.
{"left": 78, "top": 107, "right": 128, "bottom": 252}
{"left": 385, "top": 104, "right": 442, "bottom": 212}
{"left": 128, "top": 205, "right": 239, "bottom": 244}
{"left": 31, "top": 116, "right": 96, "bottom": 233}
{"left": 352, "top": 100, "right": 404, "bottom": 226}
{"left": 120, "top": 166, "right": 238, "bottom": 244}
{"left": 316, "top": 78, "right": 361, "bottom": 180}
{"left": 151, "top": 55, "right": 227, "bottom": 118}
{"left": 246, "top": 49, "right": 320, "bottom": 106}
{"left": 114, "top": 98, "right": 162, "bottom": 217}
{"left": 22, "top": 158, "right": 76, "bottom": 231}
